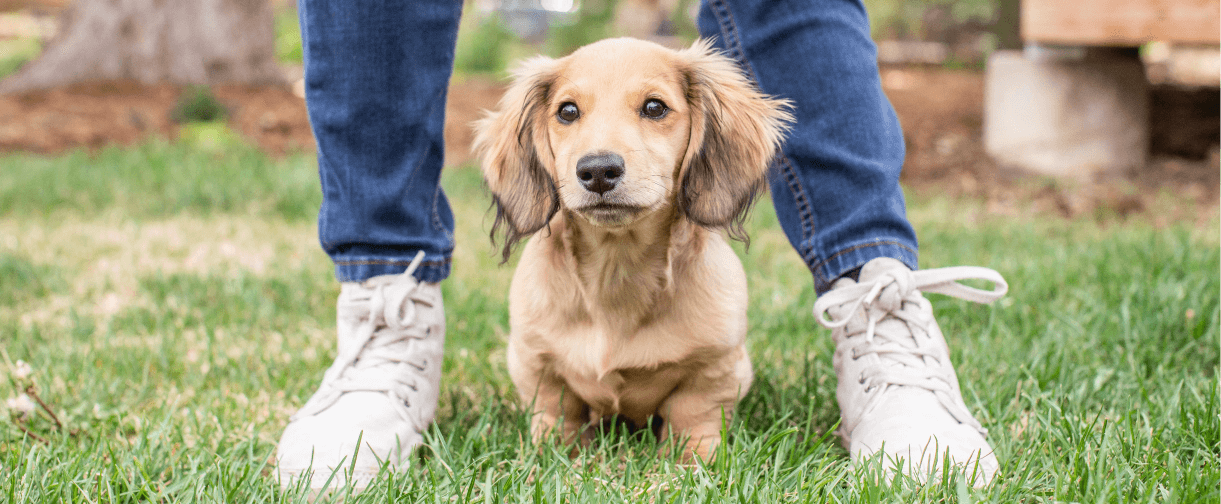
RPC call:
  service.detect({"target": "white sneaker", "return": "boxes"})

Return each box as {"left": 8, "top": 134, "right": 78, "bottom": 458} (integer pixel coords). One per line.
{"left": 276, "top": 252, "right": 445, "bottom": 490}
{"left": 813, "top": 257, "right": 1007, "bottom": 486}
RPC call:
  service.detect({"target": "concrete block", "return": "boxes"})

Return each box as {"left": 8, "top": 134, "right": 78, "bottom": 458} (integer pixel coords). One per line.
{"left": 984, "top": 49, "right": 1148, "bottom": 180}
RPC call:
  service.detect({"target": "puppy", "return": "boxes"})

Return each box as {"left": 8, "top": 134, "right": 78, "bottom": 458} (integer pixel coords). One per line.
{"left": 473, "top": 38, "right": 792, "bottom": 460}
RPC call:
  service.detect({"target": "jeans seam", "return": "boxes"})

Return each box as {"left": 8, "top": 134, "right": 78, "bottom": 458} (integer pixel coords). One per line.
{"left": 814, "top": 239, "right": 915, "bottom": 272}
{"left": 431, "top": 185, "right": 443, "bottom": 234}
{"left": 709, "top": 0, "right": 759, "bottom": 83}
{"left": 431, "top": 185, "right": 453, "bottom": 244}
{"left": 318, "top": 199, "right": 333, "bottom": 251}
{"left": 778, "top": 154, "right": 819, "bottom": 265}
{"left": 812, "top": 240, "right": 917, "bottom": 293}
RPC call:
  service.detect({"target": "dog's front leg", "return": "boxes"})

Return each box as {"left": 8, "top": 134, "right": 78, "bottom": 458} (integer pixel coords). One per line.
{"left": 527, "top": 376, "right": 589, "bottom": 449}
{"left": 657, "top": 389, "right": 734, "bottom": 462}
{"left": 658, "top": 348, "right": 754, "bottom": 461}
{"left": 507, "top": 338, "right": 588, "bottom": 447}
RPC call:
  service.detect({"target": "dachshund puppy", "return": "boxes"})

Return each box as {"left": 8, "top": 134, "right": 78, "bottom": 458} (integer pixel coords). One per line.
{"left": 474, "top": 38, "right": 792, "bottom": 460}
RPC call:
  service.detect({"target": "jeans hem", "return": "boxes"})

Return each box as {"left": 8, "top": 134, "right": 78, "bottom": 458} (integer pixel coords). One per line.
{"left": 809, "top": 240, "right": 917, "bottom": 295}
{"left": 334, "top": 255, "right": 452, "bottom": 284}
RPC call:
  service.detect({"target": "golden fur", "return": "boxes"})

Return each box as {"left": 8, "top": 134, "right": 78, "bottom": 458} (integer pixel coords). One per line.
{"left": 473, "top": 38, "right": 792, "bottom": 460}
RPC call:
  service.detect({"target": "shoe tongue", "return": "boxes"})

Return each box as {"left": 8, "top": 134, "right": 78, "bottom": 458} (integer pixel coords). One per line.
{"left": 857, "top": 257, "right": 911, "bottom": 283}
{"left": 854, "top": 258, "right": 929, "bottom": 363}
{"left": 830, "top": 275, "right": 857, "bottom": 291}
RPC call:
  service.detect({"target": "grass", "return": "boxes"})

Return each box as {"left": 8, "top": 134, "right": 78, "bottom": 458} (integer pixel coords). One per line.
{"left": 0, "top": 131, "right": 1217, "bottom": 502}
{"left": 0, "top": 128, "right": 319, "bottom": 221}
{"left": 0, "top": 37, "right": 40, "bottom": 80}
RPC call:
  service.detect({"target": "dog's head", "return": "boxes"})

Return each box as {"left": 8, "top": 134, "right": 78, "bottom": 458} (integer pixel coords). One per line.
{"left": 474, "top": 38, "right": 793, "bottom": 259}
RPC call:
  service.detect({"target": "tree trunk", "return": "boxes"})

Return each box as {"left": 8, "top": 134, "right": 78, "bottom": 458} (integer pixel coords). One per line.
{"left": 0, "top": 0, "right": 282, "bottom": 94}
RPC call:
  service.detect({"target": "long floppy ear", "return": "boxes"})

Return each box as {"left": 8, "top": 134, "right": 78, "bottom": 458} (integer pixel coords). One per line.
{"left": 676, "top": 40, "right": 794, "bottom": 242}
{"left": 473, "top": 56, "right": 561, "bottom": 261}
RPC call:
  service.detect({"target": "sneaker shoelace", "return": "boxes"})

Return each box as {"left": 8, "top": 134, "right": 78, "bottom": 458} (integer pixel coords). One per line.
{"left": 292, "top": 251, "right": 433, "bottom": 424}
{"left": 812, "top": 266, "right": 1007, "bottom": 434}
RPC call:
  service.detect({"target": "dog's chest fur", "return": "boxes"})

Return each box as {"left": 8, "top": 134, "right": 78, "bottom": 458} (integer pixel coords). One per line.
{"left": 508, "top": 215, "right": 748, "bottom": 423}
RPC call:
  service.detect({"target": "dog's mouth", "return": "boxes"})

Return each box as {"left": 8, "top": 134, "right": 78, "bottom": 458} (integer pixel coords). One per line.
{"left": 575, "top": 202, "right": 646, "bottom": 224}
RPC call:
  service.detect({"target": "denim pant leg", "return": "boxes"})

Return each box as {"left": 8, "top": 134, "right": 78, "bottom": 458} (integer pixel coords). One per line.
{"left": 299, "top": 1, "right": 461, "bottom": 283}
{"left": 698, "top": 0, "right": 919, "bottom": 294}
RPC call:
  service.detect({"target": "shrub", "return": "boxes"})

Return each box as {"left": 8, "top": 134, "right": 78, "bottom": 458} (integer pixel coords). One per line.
{"left": 171, "top": 86, "right": 227, "bottom": 124}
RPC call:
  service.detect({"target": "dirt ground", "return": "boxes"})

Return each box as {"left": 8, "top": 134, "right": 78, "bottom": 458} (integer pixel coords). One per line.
{"left": 879, "top": 67, "right": 1218, "bottom": 225}
{"left": 0, "top": 68, "right": 1216, "bottom": 226}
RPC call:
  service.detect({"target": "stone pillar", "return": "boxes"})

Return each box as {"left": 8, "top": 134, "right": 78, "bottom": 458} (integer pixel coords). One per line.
{"left": 984, "top": 48, "right": 1148, "bottom": 181}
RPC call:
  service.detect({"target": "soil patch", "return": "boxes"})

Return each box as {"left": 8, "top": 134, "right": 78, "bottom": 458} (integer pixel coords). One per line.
{"left": 0, "top": 81, "right": 314, "bottom": 154}
{"left": 443, "top": 77, "right": 504, "bottom": 168}
{"left": 0, "top": 68, "right": 1215, "bottom": 226}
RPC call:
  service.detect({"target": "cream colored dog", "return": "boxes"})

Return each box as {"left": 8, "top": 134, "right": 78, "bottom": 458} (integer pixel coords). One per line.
{"left": 474, "top": 38, "right": 792, "bottom": 460}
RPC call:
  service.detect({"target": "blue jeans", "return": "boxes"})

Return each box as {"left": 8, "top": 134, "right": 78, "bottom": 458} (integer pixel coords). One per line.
{"left": 301, "top": 0, "right": 918, "bottom": 293}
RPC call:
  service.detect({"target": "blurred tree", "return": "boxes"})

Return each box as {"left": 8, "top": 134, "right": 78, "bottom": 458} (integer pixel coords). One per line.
{"left": 994, "top": 0, "right": 1020, "bottom": 50}
{"left": 0, "top": 0, "right": 282, "bottom": 94}
{"left": 546, "top": 0, "right": 618, "bottom": 56}
{"left": 454, "top": 12, "right": 517, "bottom": 76}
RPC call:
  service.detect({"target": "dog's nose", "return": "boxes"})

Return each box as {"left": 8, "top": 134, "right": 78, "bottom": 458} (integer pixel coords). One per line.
{"left": 575, "top": 152, "right": 624, "bottom": 195}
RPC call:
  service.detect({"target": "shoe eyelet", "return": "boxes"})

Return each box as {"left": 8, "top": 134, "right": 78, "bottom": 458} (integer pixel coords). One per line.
{"left": 858, "top": 373, "right": 866, "bottom": 384}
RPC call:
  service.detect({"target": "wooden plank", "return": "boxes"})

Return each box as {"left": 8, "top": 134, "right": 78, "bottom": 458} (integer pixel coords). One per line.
{"left": 1023, "top": 0, "right": 1220, "bottom": 46}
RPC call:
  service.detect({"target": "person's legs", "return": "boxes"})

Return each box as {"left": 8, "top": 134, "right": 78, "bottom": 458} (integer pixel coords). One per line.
{"left": 699, "top": 0, "right": 1006, "bottom": 485}
{"left": 276, "top": 0, "right": 460, "bottom": 491}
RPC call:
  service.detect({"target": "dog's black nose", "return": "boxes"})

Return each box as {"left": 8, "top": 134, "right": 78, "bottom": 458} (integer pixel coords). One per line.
{"left": 575, "top": 152, "right": 624, "bottom": 195}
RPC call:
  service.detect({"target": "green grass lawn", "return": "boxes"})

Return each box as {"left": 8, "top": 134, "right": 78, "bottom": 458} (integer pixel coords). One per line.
{"left": 0, "top": 132, "right": 1217, "bottom": 502}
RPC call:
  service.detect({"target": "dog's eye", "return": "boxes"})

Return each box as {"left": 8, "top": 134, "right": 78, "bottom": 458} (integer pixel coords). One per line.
{"left": 557, "top": 102, "right": 580, "bottom": 124}
{"left": 641, "top": 99, "right": 669, "bottom": 119}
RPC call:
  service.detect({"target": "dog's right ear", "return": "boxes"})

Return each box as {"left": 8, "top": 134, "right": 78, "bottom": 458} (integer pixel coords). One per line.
{"left": 676, "top": 40, "right": 793, "bottom": 243}
{"left": 473, "top": 56, "right": 561, "bottom": 261}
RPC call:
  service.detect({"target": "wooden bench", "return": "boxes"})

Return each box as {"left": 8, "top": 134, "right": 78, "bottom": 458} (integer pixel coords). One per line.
{"left": 1023, "top": 0, "right": 1220, "bottom": 46}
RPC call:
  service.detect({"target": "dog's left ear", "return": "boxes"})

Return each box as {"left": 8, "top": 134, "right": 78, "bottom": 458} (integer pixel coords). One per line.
{"left": 473, "top": 56, "right": 562, "bottom": 261}
{"left": 677, "top": 40, "right": 793, "bottom": 239}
